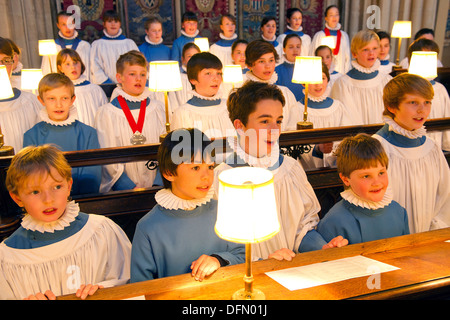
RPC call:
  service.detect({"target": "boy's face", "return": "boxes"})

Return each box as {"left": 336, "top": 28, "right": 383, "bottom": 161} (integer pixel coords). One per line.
{"left": 283, "top": 37, "right": 302, "bottom": 62}
{"left": 220, "top": 17, "right": 236, "bottom": 38}
{"left": 234, "top": 98, "right": 283, "bottom": 158}
{"left": 353, "top": 39, "right": 379, "bottom": 69}
{"left": 0, "top": 52, "right": 14, "bottom": 77}
{"left": 164, "top": 162, "right": 214, "bottom": 200}
{"left": 231, "top": 43, "right": 247, "bottom": 68}
{"left": 325, "top": 7, "right": 340, "bottom": 28}
{"left": 116, "top": 63, "right": 148, "bottom": 97}
{"left": 309, "top": 73, "right": 328, "bottom": 98}
{"left": 190, "top": 68, "right": 223, "bottom": 97}
{"left": 57, "top": 15, "right": 76, "bottom": 38}
{"left": 146, "top": 22, "right": 162, "bottom": 43}
{"left": 288, "top": 11, "right": 303, "bottom": 30}
{"left": 261, "top": 20, "right": 276, "bottom": 39}
{"left": 182, "top": 47, "right": 200, "bottom": 67}
{"left": 387, "top": 93, "right": 432, "bottom": 131}
{"left": 248, "top": 52, "right": 276, "bottom": 81}
{"left": 103, "top": 19, "right": 121, "bottom": 36}
{"left": 10, "top": 167, "right": 73, "bottom": 224}
{"left": 339, "top": 162, "right": 388, "bottom": 203}
{"left": 316, "top": 47, "right": 333, "bottom": 70}
{"left": 379, "top": 38, "right": 390, "bottom": 61}
{"left": 57, "top": 55, "right": 82, "bottom": 81}
{"left": 182, "top": 20, "right": 198, "bottom": 36}
{"left": 38, "top": 86, "right": 76, "bottom": 122}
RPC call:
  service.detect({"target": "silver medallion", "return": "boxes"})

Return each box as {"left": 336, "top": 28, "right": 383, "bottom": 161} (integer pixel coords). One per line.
{"left": 130, "top": 131, "right": 147, "bottom": 145}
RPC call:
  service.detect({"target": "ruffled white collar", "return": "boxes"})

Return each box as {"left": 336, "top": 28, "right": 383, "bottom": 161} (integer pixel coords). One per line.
{"left": 155, "top": 187, "right": 214, "bottom": 211}
{"left": 227, "top": 136, "right": 280, "bottom": 169}
{"left": 71, "top": 74, "right": 88, "bottom": 85}
{"left": 59, "top": 30, "right": 79, "bottom": 40}
{"left": 13, "top": 62, "right": 23, "bottom": 74}
{"left": 287, "top": 25, "right": 303, "bottom": 32}
{"left": 341, "top": 187, "right": 393, "bottom": 210}
{"left": 145, "top": 35, "right": 163, "bottom": 45}
{"left": 383, "top": 116, "right": 427, "bottom": 139}
{"left": 181, "top": 29, "right": 200, "bottom": 38}
{"left": 21, "top": 201, "right": 80, "bottom": 233}
{"left": 115, "top": 85, "right": 151, "bottom": 102}
{"left": 351, "top": 59, "right": 381, "bottom": 74}
{"left": 283, "top": 56, "right": 295, "bottom": 65}
{"left": 103, "top": 28, "right": 123, "bottom": 39}
{"left": 40, "top": 105, "right": 78, "bottom": 126}
{"left": 325, "top": 23, "right": 341, "bottom": 31}
{"left": 306, "top": 90, "right": 329, "bottom": 103}
{"left": 191, "top": 90, "right": 223, "bottom": 101}
{"left": 261, "top": 34, "right": 277, "bottom": 42}
{"left": 219, "top": 33, "right": 238, "bottom": 41}
{"left": 245, "top": 70, "right": 278, "bottom": 85}
{"left": 381, "top": 54, "right": 391, "bottom": 62}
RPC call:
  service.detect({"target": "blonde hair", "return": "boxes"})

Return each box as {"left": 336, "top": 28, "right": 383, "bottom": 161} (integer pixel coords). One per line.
{"left": 351, "top": 30, "right": 380, "bottom": 55}
{"left": 334, "top": 134, "right": 388, "bottom": 188}
{"left": 383, "top": 73, "right": 434, "bottom": 118}
{"left": 38, "top": 73, "right": 75, "bottom": 99}
{"left": 6, "top": 144, "right": 72, "bottom": 195}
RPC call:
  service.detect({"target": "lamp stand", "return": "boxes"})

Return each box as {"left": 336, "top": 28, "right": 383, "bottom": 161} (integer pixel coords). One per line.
{"left": 232, "top": 243, "right": 265, "bottom": 300}
{"left": 48, "top": 56, "right": 53, "bottom": 73}
{"left": 159, "top": 91, "right": 171, "bottom": 142}
{"left": 394, "top": 37, "right": 403, "bottom": 68}
{"left": 297, "top": 83, "right": 314, "bottom": 130}
{"left": 0, "top": 128, "right": 14, "bottom": 157}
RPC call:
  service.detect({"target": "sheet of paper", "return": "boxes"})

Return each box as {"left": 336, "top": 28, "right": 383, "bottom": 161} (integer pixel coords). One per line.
{"left": 265, "top": 255, "right": 399, "bottom": 291}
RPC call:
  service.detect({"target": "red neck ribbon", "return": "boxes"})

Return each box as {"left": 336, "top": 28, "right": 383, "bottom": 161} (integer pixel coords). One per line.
{"left": 117, "top": 95, "right": 147, "bottom": 134}
{"left": 324, "top": 28, "right": 342, "bottom": 56}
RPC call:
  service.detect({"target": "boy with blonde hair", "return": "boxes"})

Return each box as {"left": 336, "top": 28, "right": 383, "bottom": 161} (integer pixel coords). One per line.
{"left": 94, "top": 50, "right": 166, "bottom": 192}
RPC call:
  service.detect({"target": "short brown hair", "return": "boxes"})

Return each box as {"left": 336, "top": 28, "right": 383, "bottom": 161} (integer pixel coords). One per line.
{"left": 245, "top": 40, "right": 279, "bottom": 67}
{"left": 6, "top": 144, "right": 72, "bottom": 195}
{"left": 334, "top": 134, "right": 388, "bottom": 186}
{"left": 38, "top": 73, "right": 75, "bottom": 99}
{"left": 116, "top": 50, "right": 148, "bottom": 74}
{"left": 227, "top": 81, "right": 285, "bottom": 126}
{"left": 383, "top": 73, "right": 434, "bottom": 119}
{"left": 57, "top": 48, "right": 86, "bottom": 75}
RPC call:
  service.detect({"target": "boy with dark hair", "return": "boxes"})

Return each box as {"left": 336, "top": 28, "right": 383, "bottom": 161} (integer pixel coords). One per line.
{"left": 170, "top": 11, "right": 201, "bottom": 64}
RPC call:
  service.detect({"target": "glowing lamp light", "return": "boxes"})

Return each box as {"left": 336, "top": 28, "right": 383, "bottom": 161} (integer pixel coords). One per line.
{"left": 216, "top": 167, "right": 280, "bottom": 300}
{"left": 391, "top": 21, "right": 412, "bottom": 66}
{"left": 0, "top": 65, "right": 14, "bottom": 100}
{"left": 320, "top": 36, "right": 336, "bottom": 50}
{"left": 148, "top": 61, "right": 183, "bottom": 138}
{"left": 38, "top": 39, "right": 58, "bottom": 56}
{"left": 223, "top": 65, "right": 244, "bottom": 87}
{"left": 21, "top": 69, "right": 43, "bottom": 94}
{"left": 409, "top": 51, "right": 438, "bottom": 80}
{"left": 292, "top": 56, "right": 323, "bottom": 129}
{"left": 194, "top": 37, "right": 210, "bottom": 52}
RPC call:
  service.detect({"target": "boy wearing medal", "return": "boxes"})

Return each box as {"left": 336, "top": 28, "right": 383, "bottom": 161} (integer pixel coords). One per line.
{"left": 94, "top": 50, "right": 166, "bottom": 192}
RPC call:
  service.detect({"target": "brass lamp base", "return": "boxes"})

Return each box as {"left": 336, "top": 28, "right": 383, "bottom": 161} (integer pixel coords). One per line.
{"left": 232, "top": 288, "right": 265, "bottom": 300}
{"left": 0, "top": 146, "right": 14, "bottom": 157}
{"left": 159, "top": 132, "right": 170, "bottom": 142}
{"left": 297, "top": 121, "right": 314, "bottom": 130}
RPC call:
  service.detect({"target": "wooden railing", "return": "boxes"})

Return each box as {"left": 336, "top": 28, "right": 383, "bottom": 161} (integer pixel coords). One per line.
{"left": 1, "top": 118, "right": 449, "bottom": 240}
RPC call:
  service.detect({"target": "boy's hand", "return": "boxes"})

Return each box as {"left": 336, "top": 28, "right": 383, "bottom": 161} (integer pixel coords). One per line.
{"left": 191, "top": 255, "right": 221, "bottom": 281}
{"left": 268, "top": 248, "right": 296, "bottom": 261}
{"left": 322, "top": 236, "right": 349, "bottom": 250}
{"left": 24, "top": 290, "right": 56, "bottom": 300}
{"left": 76, "top": 284, "right": 104, "bottom": 300}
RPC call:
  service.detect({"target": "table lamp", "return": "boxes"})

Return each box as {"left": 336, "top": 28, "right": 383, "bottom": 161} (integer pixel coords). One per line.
{"left": 194, "top": 37, "right": 210, "bottom": 52}
{"left": 0, "top": 65, "right": 15, "bottom": 156}
{"left": 21, "top": 69, "right": 43, "bottom": 95}
{"left": 408, "top": 51, "right": 438, "bottom": 80}
{"left": 292, "top": 56, "right": 323, "bottom": 130}
{"left": 215, "top": 167, "right": 280, "bottom": 300}
{"left": 223, "top": 65, "right": 244, "bottom": 89}
{"left": 148, "top": 61, "right": 183, "bottom": 141}
{"left": 39, "top": 39, "right": 58, "bottom": 73}
{"left": 320, "top": 36, "right": 336, "bottom": 50}
{"left": 391, "top": 21, "right": 412, "bottom": 67}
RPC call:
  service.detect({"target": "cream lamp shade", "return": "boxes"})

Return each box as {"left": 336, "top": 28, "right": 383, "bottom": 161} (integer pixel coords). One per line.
{"left": 391, "top": 21, "right": 412, "bottom": 38}
{"left": 320, "top": 36, "right": 336, "bottom": 50}
{"left": 148, "top": 61, "right": 183, "bottom": 92}
{"left": 194, "top": 37, "right": 210, "bottom": 52}
{"left": 408, "top": 51, "right": 438, "bottom": 79}
{"left": 223, "top": 65, "right": 244, "bottom": 84}
{"left": 21, "top": 69, "right": 43, "bottom": 91}
{"left": 292, "top": 56, "right": 323, "bottom": 84}
{"left": 0, "top": 65, "right": 14, "bottom": 99}
{"left": 215, "top": 167, "right": 280, "bottom": 243}
{"left": 38, "top": 39, "right": 58, "bottom": 56}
